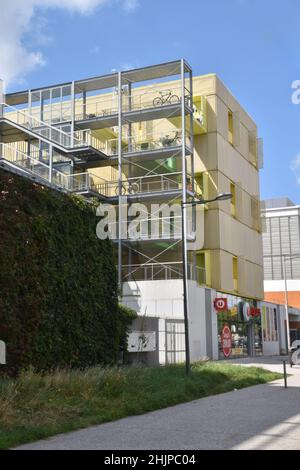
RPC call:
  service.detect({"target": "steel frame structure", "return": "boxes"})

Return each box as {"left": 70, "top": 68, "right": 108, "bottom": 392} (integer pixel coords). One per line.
{"left": 0, "top": 59, "right": 198, "bottom": 291}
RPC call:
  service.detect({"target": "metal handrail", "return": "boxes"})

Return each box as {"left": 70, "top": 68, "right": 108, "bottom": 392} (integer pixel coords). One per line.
{"left": 104, "top": 129, "right": 192, "bottom": 156}
{"left": 2, "top": 103, "right": 81, "bottom": 148}
{"left": 74, "top": 85, "right": 192, "bottom": 120}
{"left": 0, "top": 143, "right": 107, "bottom": 194}
{"left": 97, "top": 171, "right": 184, "bottom": 197}
{"left": 0, "top": 142, "right": 69, "bottom": 187}
{"left": 122, "top": 262, "right": 206, "bottom": 283}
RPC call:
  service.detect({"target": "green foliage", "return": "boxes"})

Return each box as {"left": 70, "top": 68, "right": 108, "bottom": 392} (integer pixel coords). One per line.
{"left": 0, "top": 169, "right": 134, "bottom": 376}
{"left": 0, "top": 362, "right": 281, "bottom": 449}
{"left": 117, "top": 304, "right": 137, "bottom": 352}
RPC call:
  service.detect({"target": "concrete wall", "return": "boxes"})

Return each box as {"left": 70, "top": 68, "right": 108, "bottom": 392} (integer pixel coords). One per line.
{"left": 122, "top": 279, "right": 207, "bottom": 364}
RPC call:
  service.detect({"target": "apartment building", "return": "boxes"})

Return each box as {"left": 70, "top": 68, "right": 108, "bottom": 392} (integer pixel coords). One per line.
{"left": 262, "top": 197, "right": 300, "bottom": 343}
{"left": 0, "top": 60, "right": 267, "bottom": 363}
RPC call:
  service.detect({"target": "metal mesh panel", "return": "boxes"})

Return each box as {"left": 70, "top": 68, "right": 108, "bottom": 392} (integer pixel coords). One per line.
{"left": 248, "top": 130, "right": 257, "bottom": 166}
{"left": 233, "top": 111, "right": 240, "bottom": 147}
{"left": 251, "top": 196, "right": 261, "bottom": 231}
{"left": 235, "top": 183, "right": 243, "bottom": 220}
{"left": 257, "top": 138, "right": 264, "bottom": 169}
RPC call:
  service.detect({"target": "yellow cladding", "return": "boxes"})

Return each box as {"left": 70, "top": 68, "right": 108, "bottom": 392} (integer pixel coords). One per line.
{"left": 4, "top": 71, "right": 263, "bottom": 300}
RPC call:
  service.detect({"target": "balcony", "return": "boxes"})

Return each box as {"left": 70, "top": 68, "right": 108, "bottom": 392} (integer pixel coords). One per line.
{"left": 96, "top": 171, "right": 193, "bottom": 200}
{"left": 75, "top": 85, "right": 193, "bottom": 130}
{"left": 122, "top": 262, "right": 206, "bottom": 284}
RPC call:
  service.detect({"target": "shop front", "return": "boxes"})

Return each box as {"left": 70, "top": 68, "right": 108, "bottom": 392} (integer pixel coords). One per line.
{"left": 214, "top": 293, "right": 262, "bottom": 360}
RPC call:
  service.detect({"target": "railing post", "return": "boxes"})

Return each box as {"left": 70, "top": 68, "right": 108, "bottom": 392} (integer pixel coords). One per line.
{"left": 118, "top": 71, "right": 123, "bottom": 288}
{"left": 49, "top": 144, "right": 53, "bottom": 184}
{"left": 71, "top": 80, "right": 75, "bottom": 148}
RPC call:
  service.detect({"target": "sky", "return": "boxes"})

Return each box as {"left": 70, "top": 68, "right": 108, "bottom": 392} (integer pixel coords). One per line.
{"left": 1, "top": 0, "right": 300, "bottom": 203}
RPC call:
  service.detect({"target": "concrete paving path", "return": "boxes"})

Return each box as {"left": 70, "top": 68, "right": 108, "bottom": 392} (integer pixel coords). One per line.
{"left": 16, "top": 357, "right": 300, "bottom": 450}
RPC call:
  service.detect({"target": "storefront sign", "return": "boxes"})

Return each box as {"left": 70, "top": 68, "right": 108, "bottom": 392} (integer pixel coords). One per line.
{"left": 230, "top": 306, "right": 237, "bottom": 317}
{"left": 249, "top": 307, "right": 261, "bottom": 318}
{"left": 221, "top": 325, "right": 232, "bottom": 357}
{"left": 242, "top": 302, "right": 251, "bottom": 321}
{"left": 214, "top": 298, "right": 228, "bottom": 312}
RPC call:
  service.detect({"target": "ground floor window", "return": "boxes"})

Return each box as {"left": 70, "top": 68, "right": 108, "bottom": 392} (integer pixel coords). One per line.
{"left": 216, "top": 294, "right": 262, "bottom": 359}
{"left": 261, "top": 306, "right": 278, "bottom": 342}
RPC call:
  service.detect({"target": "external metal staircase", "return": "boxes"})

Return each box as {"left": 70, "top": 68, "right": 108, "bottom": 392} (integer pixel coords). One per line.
{"left": 0, "top": 103, "right": 107, "bottom": 159}
{"left": 0, "top": 104, "right": 110, "bottom": 199}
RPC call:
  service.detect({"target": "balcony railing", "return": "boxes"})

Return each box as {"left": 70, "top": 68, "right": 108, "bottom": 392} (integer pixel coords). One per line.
{"left": 103, "top": 129, "right": 192, "bottom": 157}
{"left": 1, "top": 104, "right": 103, "bottom": 152}
{"left": 75, "top": 85, "right": 192, "bottom": 121}
{"left": 2, "top": 103, "right": 79, "bottom": 148}
{"left": 0, "top": 142, "right": 69, "bottom": 187}
{"left": 122, "top": 262, "right": 206, "bottom": 284}
{"left": 96, "top": 171, "right": 185, "bottom": 197}
{"left": 66, "top": 172, "right": 107, "bottom": 194}
{"left": 0, "top": 143, "right": 104, "bottom": 195}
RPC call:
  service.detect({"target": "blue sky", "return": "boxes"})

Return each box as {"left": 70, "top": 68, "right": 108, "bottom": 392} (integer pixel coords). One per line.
{"left": 2, "top": 0, "right": 300, "bottom": 202}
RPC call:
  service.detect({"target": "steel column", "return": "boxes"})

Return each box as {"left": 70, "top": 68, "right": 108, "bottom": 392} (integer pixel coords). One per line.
{"left": 118, "top": 72, "right": 123, "bottom": 287}
{"left": 71, "top": 81, "right": 75, "bottom": 147}
{"left": 49, "top": 144, "right": 53, "bottom": 184}
{"left": 181, "top": 59, "right": 190, "bottom": 373}
{"left": 284, "top": 257, "right": 291, "bottom": 351}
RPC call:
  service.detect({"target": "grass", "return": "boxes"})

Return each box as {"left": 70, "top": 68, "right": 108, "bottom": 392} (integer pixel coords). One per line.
{"left": 0, "top": 362, "right": 281, "bottom": 449}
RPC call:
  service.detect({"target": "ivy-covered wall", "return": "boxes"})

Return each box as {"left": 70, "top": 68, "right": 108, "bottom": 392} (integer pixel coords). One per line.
{"left": 0, "top": 169, "right": 135, "bottom": 376}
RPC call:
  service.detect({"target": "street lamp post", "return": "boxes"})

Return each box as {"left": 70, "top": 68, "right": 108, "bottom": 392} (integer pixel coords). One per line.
{"left": 282, "top": 253, "right": 300, "bottom": 354}
{"left": 181, "top": 192, "right": 232, "bottom": 375}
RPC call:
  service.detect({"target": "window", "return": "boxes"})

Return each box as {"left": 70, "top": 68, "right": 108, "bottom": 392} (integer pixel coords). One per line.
{"left": 262, "top": 306, "right": 278, "bottom": 342}
{"left": 228, "top": 110, "right": 234, "bottom": 145}
{"left": 195, "top": 173, "right": 204, "bottom": 197}
{"left": 230, "top": 182, "right": 236, "bottom": 217}
{"left": 251, "top": 197, "right": 261, "bottom": 231}
{"left": 195, "top": 172, "right": 209, "bottom": 199}
{"left": 196, "top": 252, "right": 206, "bottom": 285}
{"left": 249, "top": 130, "right": 257, "bottom": 166}
{"left": 233, "top": 256, "right": 238, "bottom": 292}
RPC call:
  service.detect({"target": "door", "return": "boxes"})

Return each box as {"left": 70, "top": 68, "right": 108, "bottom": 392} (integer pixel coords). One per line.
{"left": 165, "top": 320, "right": 186, "bottom": 364}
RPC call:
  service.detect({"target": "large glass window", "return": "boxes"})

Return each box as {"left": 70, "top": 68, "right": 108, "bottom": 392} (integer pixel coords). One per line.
{"left": 262, "top": 306, "right": 278, "bottom": 342}
{"left": 216, "top": 294, "right": 262, "bottom": 359}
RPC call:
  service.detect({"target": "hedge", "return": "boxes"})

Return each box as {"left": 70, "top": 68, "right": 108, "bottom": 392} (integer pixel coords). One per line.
{"left": 0, "top": 168, "right": 136, "bottom": 376}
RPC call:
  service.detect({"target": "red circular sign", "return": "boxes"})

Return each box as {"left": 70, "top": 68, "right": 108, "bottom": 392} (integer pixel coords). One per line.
{"left": 221, "top": 325, "right": 232, "bottom": 358}
{"left": 214, "top": 298, "right": 228, "bottom": 311}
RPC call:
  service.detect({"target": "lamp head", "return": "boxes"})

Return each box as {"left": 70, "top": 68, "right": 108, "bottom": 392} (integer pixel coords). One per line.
{"left": 215, "top": 192, "right": 232, "bottom": 202}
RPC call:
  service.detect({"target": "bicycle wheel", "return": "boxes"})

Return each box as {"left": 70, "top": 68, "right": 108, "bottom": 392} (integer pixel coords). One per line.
{"left": 115, "top": 185, "right": 127, "bottom": 196}
{"left": 169, "top": 94, "right": 180, "bottom": 105}
{"left": 128, "top": 182, "right": 140, "bottom": 194}
{"left": 153, "top": 97, "right": 163, "bottom": 107}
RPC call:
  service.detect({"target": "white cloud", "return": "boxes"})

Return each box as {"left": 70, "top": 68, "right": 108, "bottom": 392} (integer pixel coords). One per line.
{"left": 290, "top": 154, "right": 300, "bottom": 185}
{"left": 0, "top": 0, "right": 139, "bottom": 88}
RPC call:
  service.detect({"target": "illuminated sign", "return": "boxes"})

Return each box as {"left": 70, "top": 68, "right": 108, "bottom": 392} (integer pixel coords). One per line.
{"left": 214, "top": 298, "right": 228, "bottom": 311}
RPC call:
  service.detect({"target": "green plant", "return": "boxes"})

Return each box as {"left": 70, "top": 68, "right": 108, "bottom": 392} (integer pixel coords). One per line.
{"left": 0, "top": 168, "right": 135, "bottom": 376}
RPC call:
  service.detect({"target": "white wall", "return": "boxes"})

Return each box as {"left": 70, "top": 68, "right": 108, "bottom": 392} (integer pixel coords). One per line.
{"left": 122, "top": 279, "right": 207, "bottom": 364}
{"left": 187, "top": 281, "right": 207, "bottom": 361}
{"left": 259, "top": 301, "right": 286, "bottom": 355}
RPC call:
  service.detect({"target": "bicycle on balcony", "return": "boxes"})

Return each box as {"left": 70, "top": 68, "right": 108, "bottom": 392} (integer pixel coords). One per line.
{"left": 115, "top": 180, "right": 140, "bottom": 196}
{"left": 153, "top": 89, "right": 180, "bottom": 107}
